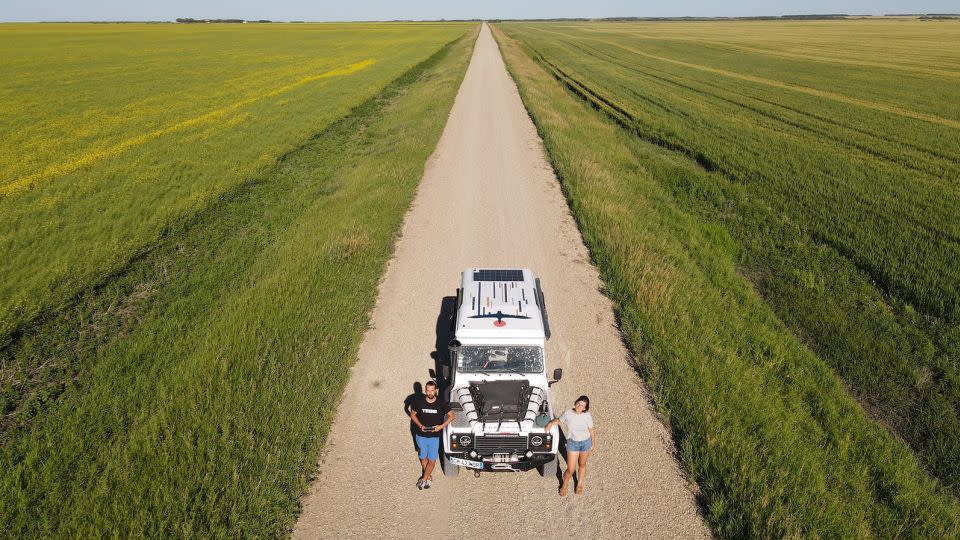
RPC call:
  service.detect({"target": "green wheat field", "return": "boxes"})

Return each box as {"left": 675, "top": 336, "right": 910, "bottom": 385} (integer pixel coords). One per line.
{"left": 496, "top": 18, "right": 960, "bottom": 537}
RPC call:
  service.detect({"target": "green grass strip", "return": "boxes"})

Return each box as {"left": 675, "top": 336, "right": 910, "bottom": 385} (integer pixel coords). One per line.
{"left": 0, "top": 26, "right": 477, "bottom": 538}
{"left": 493, "top": 24, "right": 960, "bottom": 538}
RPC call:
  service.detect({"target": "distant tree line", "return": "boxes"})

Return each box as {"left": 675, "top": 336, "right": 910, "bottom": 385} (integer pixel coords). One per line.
{"left": 493, "top": 14, "right": 959, "bottom": 22}
{"left": 175, "top": 18, "right": 273, "bottom": 24}
{"left": 492, "top": 15, "right": 852, "bottom": 22}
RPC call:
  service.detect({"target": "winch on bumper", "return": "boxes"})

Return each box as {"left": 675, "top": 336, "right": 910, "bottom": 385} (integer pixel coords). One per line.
{"left": 446, "top": 433, "right": 555, "bottom": 472}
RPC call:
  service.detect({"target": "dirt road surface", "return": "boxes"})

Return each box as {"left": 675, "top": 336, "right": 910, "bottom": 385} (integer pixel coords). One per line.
{"left": 292, "top": 24, "right": 710, "bottom": 539}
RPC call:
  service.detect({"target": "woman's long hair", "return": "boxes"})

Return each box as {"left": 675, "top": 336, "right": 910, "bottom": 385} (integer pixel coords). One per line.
{"left": 574, "top": 395, "right": 590, "bottom": 412}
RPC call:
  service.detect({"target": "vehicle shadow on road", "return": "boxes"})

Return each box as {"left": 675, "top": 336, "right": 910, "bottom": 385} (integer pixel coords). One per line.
{"left": 402, "top": 296, "right": 456, "bottom": 457}
{"left": 429, "top": 295, "right": 457, "bottom": 392}
{"left": 403, "top": 382, "right": 423, "bottom": 453}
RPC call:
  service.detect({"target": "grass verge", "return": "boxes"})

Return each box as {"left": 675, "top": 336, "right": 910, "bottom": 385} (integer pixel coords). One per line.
{"left": 0, "top": 25, "right": 477, "bottom": 537}
{"left": 492, "top": 24, "right": 960, "bottom": 538}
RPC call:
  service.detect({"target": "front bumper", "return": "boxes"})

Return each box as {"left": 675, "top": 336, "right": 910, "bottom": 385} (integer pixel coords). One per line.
{"left": 446, "top": 452, "right": 555, "bottom": 472}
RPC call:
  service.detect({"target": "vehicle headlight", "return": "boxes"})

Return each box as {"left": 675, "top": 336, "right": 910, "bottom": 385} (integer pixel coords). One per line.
{"left": 529, "top": 434, "right": 552, "bottom": 450}
{"left": 451, "top": 433, "right": 473, "bottom": 450}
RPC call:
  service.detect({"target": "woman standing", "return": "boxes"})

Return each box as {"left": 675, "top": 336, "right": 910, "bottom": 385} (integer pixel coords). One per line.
{"left": 545, "top": 395, "right": 595, "bottom": 496}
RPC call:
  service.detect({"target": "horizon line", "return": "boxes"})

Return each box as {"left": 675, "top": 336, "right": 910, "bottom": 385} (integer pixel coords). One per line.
{"left": 2, "top": 13, "right": 959, "bottom": 24}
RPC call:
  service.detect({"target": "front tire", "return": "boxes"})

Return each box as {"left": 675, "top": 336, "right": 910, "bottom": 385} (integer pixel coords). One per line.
{"left": 538, "top": 456, "right": 557, "bottom": 478}
{"left": 442, "top": 454, "right": 460, "bottom": 477}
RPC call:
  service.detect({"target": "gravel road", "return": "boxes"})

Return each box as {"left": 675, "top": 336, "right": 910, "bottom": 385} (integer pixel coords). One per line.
{"left": 292, "top": 23, "right": 710, "bottom": 539}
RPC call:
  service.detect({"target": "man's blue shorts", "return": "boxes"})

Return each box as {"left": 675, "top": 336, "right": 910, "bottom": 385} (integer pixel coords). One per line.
{"left": 415, "top": 434, "right": 440, "bottom": 460}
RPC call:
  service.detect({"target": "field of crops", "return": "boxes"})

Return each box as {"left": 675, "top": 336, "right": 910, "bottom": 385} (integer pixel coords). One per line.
{"left": 0, "top": 23, "right": 471, "bottom": 342}
{"left": 495, "top": 19, "right": 960, "bottom": 536}
{"left": 0, "top": 20, "right": 468, "bottom": 434}
{"left": 0, "top": 22, "right": 476, "bottom": 535}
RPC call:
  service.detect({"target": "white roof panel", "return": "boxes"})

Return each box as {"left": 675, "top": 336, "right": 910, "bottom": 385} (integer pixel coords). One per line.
{"left": 455, "top": 268, "right": 546, "bottom": 341}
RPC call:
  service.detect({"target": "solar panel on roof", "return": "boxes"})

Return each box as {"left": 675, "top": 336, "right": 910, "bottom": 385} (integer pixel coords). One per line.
{"left": 473, "top": 269, "right": 524, "bottom": 282}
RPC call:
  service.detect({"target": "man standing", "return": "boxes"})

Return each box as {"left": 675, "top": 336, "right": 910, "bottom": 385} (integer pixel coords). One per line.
{"left": 408, "top": 380, "right": 454, "bottom": 489}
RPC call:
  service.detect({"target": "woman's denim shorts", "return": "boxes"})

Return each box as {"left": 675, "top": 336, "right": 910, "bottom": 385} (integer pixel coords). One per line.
{"left": 566, "top": 437, "right": 593, "bottom": 452}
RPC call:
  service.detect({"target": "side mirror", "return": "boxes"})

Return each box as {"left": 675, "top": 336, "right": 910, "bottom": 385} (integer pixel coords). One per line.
{"left": 548, "top": 368, "right": 563, "bottom": 387}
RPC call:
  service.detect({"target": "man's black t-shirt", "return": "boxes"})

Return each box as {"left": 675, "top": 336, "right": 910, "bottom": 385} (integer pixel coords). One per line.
{"left": 411, "top": 395, "right": 451, "bottom": 438}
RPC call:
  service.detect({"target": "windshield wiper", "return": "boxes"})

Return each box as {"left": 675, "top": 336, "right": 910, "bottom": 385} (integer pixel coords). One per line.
{"left": 493, "top": 366, "right": 529, "bottom": 376}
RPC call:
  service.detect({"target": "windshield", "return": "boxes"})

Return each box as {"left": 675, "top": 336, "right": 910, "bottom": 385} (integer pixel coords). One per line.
{"left": 456, "top": 346, "right": 544, "bottom": 374}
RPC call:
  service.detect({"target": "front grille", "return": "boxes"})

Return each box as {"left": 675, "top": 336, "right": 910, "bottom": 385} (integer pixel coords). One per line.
{"left": 475, "top": 435, "right": 528, "bottom": 454}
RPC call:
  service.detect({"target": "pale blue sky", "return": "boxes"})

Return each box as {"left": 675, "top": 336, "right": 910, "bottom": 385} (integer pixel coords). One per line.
{"left": 2, "top": 0, "right": 958, "bottom": 22}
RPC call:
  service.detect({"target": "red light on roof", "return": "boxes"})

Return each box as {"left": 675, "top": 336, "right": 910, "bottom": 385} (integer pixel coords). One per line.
{"left": 493, "top": 320, "right": 506, "bottom": 327}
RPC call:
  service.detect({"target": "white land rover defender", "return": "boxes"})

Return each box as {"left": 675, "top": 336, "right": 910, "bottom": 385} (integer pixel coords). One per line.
{"left": 441, "top": 268, "right": 563, "bottom": 477}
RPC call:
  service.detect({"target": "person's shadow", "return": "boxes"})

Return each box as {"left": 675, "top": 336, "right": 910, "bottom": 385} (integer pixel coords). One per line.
{"left": 403, "top": 382, "right": 424, "bottom": 453}
{"left": 556, "top": 437, "right": 567, "bottom": 488}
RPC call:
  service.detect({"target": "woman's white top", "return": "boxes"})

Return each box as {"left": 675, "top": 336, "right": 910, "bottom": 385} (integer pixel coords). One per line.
{"left": 559, "top": 409, "right": 594, "bottom": 441}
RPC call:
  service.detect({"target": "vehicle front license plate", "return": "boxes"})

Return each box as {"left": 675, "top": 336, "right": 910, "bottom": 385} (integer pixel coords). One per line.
{"left": 448, "top": 456, "right": 483, "bottom": 469}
